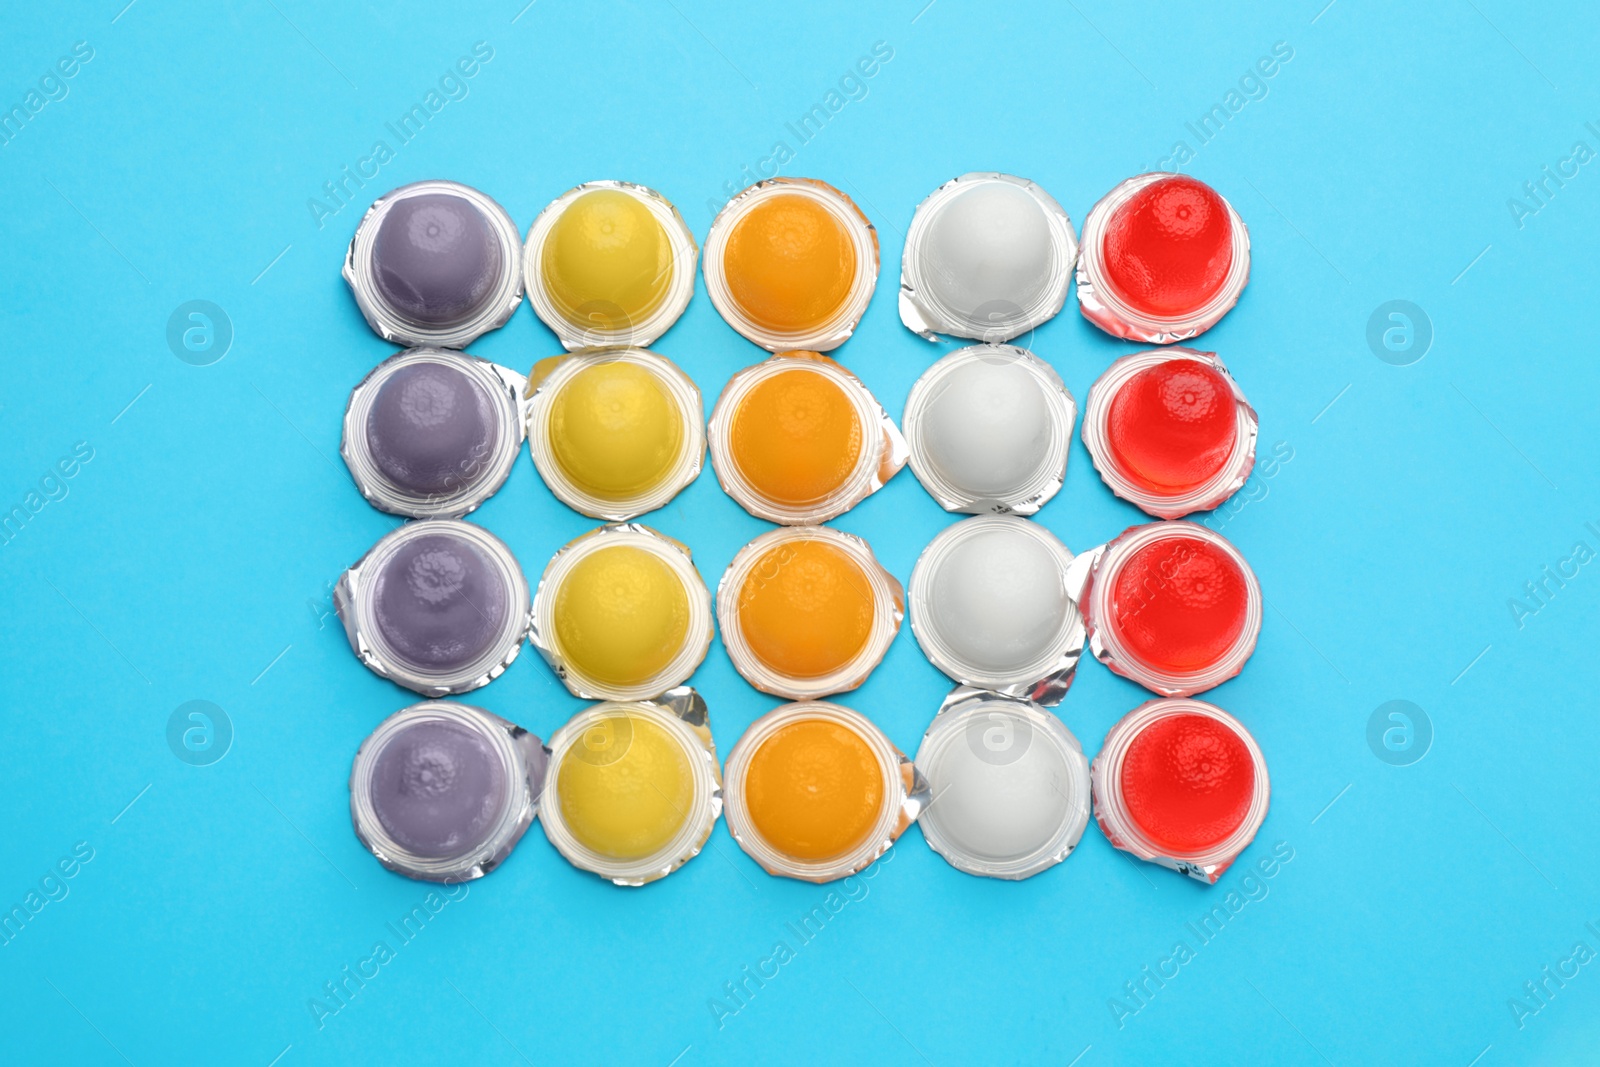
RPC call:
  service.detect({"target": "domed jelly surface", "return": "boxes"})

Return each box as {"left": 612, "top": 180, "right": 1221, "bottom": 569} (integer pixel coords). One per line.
{"left": 1100, "top": 176, "right": 1233, "bottom": 318}
{"left": 928, "top": 526, "right": 1068, "bottom": 673}
{"left": 1107, "top": 359, "right": 1237, "bottom": 492}
{"left": 552, "top": 545, "right": 690, "bottom": 687}
{"left": 368, "top": 718, "right": 507, "bottom": 859}
{"left": 744, "top": 718, "right": 884, "bottom": 862}
{"left": 1119, "top": 713, "right": 1254, "bottom": 854}
{"left": 1110, "top": 536, "right": 1248, "bottom": 673}
{"left": 366, "top": 362, "right": 499, "bottom": 496}
{"left": 729, "top": 366, "right": 863, "bottom": 506}
{"left": 921, "top": 710, "right": 1073, "bottom": 862}
{"left": 548, "top": 360, "right": 684, "bottom": 499}
{"left": 737, "top": 539, "right": 874, "bottom": 680}
{"left": 373, "top": 533, "right": 511, "bottom": 671}
{"left": 372, "top": 193, "right": 504, "bottom": 327}
{"left": 920, "top": 182, "right": 1053, "bottom": 320}
{"left": 556, "top": 712, "right": 693, "bottom": 860}
{"left": 921, "top": 357, "right": 1052, "bottom": 497}
{"left": 723, "top": 193, "right": 857, "bottom": 332}
{"left": 541, "top": 189, "right": 672, "bottom": 330}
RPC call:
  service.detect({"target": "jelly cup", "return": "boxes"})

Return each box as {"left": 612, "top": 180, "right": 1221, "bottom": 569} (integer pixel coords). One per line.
{"left": 718, "top": 525, "right": 903, "bottom": 700}
{"left": 909, "top": 515, "right": 1086, "bottom": 705}
{"left": 708, "top": 351, "right": 906, "bottom": 525}
{"left": 703, "top": 178, "right": 879, "bottom": 353}
{"left": 1076, "top": 173, "right": 1250, "bottom": 344}
{"left": 899, "top": 172, "right": 1078, "bottom": 343}
{"left": 350, "top": 700, "right": 547, "bottom": 883}
{"left": 538, "top": 688, "right": 722, "bottom": 886}
{"left": 344, "top": 180, "right": 524, "bottom": 350}
{"left": 914, "top": 687, "right": 1090, "bottom": 880}
{"left": 530, "top": 523, "right": 713, "bottom": 702}
{"left": 723, "top": 701, "right": 927, "bottom": 882}
{"left": 1080, "top": 521, "right": 1262, "bottom": 697}
{"left": 1091, "top": 697, "right": 1270, "bottom": 884}
{"left": 335, "top": 519, "right": 531, "bottom": 697}
{"left": 903, "top": 344, "right": 1076, "bottom": 515}
{"left": 1082, "top": 347, "right": 1257, "bottom": 519}
{"left": 523, "top": 181, "right": 698, "bottom": 350}
{"left": 342, "top": 347, "right": 527, "bottom": 520}
{"left": 523, "top": 347, "right": 704, "bottom": 521}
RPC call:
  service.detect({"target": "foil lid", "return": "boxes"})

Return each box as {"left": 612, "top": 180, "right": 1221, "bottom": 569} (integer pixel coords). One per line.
{"left": 335, "top": 519, "right": 532, "bottom": 697}
{"left": 902, "top": 344, "right": 1077, "bottom": 516}
{"left": 538, "top": 687, "right": 723, "bottom": 887}
{"left": 1075, "top": 173, "right": 1251, "bottom": 344}
{"left": 341, "top": 347, "right": 529, "bottom": 520}
{"left": 707, "top": 351, "right": 907, "bottom": 525}
{"left": 1081, "top": 347, "right": 1258, "bottom": 520}
{"left": 914, "top": 686, "right": 1091, "bottom": 880}
{"left": 702, "top": 177, "right": 880, "bottom": 353}
{"left": 343, "top": 179, "right": 525, "bottom": 350}
{"left": 349, "top": 701, "right": 547, "bottom": 883}
{"left": 723, "top": 701, "right": 928, "bottom": 883}
{"left": 522, "top": 346, "right": 705, "bottom": 521}
{"left": 522, "top": 180, "right": 699, "bottom": 351}
{"left": 717, "top": 525, "right": 903, "bottom": 700}
{"left": 908, "top": 515, "right": 1086, "bottom": 706}
{"left": 898, "top": 172, "right": 1078, "bottom": 343}
{"left": 1077, "top": 521, "right": 1262, "bottom": 698}
{"left": 528, "top": 522, "right": 714, "bottom": 701}
{"left": 1089, "top": 697, "right": 1270, "bottom": 885}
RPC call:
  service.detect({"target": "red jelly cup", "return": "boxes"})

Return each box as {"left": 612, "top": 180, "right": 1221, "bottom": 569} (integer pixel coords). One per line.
{"left": 1082, "top": 348, "right": 1258, "bottom": 519}
{"left": 1091, "top": 698, "right": 1269, "bottom": 883}
{"left": 1076, "top": 174, "right": 1250, "bottom": 344}
{"left": 1082, "top": 521, "right": 1261, "bottom": 696}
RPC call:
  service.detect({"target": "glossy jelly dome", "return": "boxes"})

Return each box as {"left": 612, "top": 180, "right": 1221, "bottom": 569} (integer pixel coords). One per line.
{"left": 919, "top": 357, "right": 1053, "bottom": 498}
{"left": 366, "top": 361, "right": 499, "bottom": 496}
{"left": 919, "top": 181, "right": 1053, "bottom": 320}
{"left": 373, "top": 533, "right": 511, "bottom": 671}
{"left": 367, "top": 717, "right": 507, "bottom": 859}
{"left": 373, "top": 193, "right": 504, "bottom": 327}
{"left": 921, "top": 711, "right": 1074, "bottom": 863}
{"left": 729, "top": 366, "right": 864, "bottom": 506}
{"left": 1106, "top": 358, "right": 1237, "bottom": 492}
{"left": 926, "top": 525, "right": 1070, "bottom": 673}
{"left": 1100, "top": 176, "right": 1233, "bottom": 318}
{"left": 737, "top": 538, "right": 874, "bottom": 680}
{"left": 552, "top": 544, "right": 691, "bottom": 687}
{"left": 723, "top": 193, "right": 857, "bottom": 332}
{"left": 548, "top": 360, "right": 685, "bottom": 499}
{"left": 1119, "top": 712, "right": 1254, "bottom": 853}
{"left": 555, "top": 712, "right": 692, "bottom": 860}
{"left": 1109, "top": 535, "right": 1249, "bottom": 673}
{"left": 744, "top": 718, "right": 885, "bottom": 861}
{"left": 540, "top": 189, "right": 672, "bottom": 331}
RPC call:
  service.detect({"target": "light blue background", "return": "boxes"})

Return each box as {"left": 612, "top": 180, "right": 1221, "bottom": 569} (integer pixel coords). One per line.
{"left": 2, "top": 1, "right": 1598, "bottom": 1063}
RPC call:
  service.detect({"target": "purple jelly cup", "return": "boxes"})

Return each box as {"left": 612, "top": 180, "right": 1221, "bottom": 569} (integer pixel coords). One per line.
{"left": 344, "top": 180, "right": 524, "bottom": 349}
{"left": 342, "top": 348, "right": 527, "bottom": 518}
{"left": 335, "top": 519, "right": 531, "bottom": 697}
{"left": 350, "top": 701, "right": 547, "bottom": 882}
